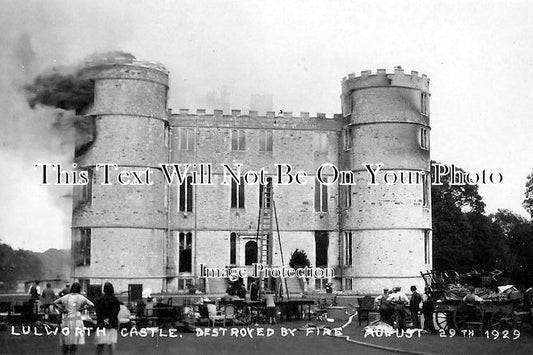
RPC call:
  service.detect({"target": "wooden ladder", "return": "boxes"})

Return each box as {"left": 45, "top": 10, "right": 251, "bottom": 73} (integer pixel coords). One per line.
{"left": 258, "top": 178, "right": 273, "bottom": 266}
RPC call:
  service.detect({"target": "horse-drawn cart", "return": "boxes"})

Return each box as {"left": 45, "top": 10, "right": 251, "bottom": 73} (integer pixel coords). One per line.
{"left": 422, "top": 270, "right": 528, "bottom": 332}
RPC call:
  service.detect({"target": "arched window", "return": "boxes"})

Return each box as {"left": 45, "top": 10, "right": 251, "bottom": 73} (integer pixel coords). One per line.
{"left": 245, "top": 241, "right": 258, "bottom": 265}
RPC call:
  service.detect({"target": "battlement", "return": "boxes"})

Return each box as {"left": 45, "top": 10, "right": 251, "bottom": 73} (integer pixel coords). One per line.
{"left": 81, "top": 56, "right": 169, "bottom": 87}
{"left": 342, "top": 66, "right": 429, "bottom": 92}
{"left": 84, "top": 57, "right": 169, "bottom": 74}
{"left": 170, "top": 108, "right": 344, "bottom": 121}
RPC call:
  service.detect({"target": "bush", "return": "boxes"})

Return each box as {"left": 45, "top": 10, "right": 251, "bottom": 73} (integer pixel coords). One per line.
{"left": 289, "top": 249, "right": 311, "bottom": 270}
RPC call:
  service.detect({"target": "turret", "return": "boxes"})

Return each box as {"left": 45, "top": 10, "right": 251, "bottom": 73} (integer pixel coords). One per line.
{"left": 339, "top": 67, "right": 432, "bottom": 293}
{"left": 71, "top": 55, "right": 170, "bottom": 293}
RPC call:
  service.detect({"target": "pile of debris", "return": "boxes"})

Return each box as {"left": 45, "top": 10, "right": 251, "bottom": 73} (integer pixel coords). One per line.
{"left": 443, "top": 284, "right": 520, "bottom": 301}
{"left": 422, "top": 269, "right": 523, "bottom": 301}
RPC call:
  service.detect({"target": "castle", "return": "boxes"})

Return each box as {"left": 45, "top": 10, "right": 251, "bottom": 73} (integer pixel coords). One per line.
{"left": 71, "top": 56, "right": 432, "bottom": 295}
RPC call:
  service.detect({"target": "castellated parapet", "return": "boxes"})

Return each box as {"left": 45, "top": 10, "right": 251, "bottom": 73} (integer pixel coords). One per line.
{"left": 71, "top": 60, "right": 432, "bottom": 295}
{"left": 342, "top": 67, "right": 429, "bottom": 92}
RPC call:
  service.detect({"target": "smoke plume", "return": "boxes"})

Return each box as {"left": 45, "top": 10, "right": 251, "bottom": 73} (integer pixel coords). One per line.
{"left": 0, "top": 0, "right": 133, "bottom": 252}
{"left": 25, "top": 69, "right": 94, "bottom": 112}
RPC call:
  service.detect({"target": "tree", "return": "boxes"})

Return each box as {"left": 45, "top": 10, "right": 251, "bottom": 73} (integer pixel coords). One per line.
{"left": 490, "top": 209, "right": 528, "bottom": 236}
{"left": 289, "top": 249, "right": 311, "bottom": 270}
{"left": 508, "top": 222, "right": 533, "bottom": 285}
{"left": 431, "top": 162, "right": 514, "bottom": 273}
{"left": 0, "top": 243, "right": 43, "bottom": 291}
{"left": 431, "top": 162, "right": 484, "bottom": 271}
{"left": 524, "top": 172, "right": 533, "bottom": 218}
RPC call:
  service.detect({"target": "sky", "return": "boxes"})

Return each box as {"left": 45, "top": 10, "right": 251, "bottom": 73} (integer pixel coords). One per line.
{"left": 0, "top": 0, "right": 532, "bottom": 251}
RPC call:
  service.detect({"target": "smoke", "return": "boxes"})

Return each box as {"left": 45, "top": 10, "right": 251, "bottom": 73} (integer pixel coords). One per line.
{"left": 0, "top": 1, "right": 133, "bottom": 252}
{"left": 25, "top": 69, "right": 94, "bottom": 112}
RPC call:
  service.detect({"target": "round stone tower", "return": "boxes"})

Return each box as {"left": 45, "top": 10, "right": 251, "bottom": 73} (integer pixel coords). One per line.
{"left": 339, "top": 67, "right": 431, "bottom": 293}
{"left": 72, "top": 55, "right": 170, "bottom": 293}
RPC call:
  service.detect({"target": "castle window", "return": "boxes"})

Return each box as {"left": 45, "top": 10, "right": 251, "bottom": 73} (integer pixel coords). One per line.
{"left": 178, "top": 128, "right": 195, "bottom": 150}
{"left": 164, "top": 182, "right": 168, "bottom": 208}
{"left": 164, "top": 123, "right": 170, "bottom": 148}
{"left": 74, "top": 228, "right": 91, "bottom": 266}
{"left": 81, "top": 169, "right": 93, "bottom": 205}
{"left": 245, "top": 240, "right": 258, "bottom": 265}
{"left": 420, "top": 128, "right": 429, "bottom": 150}
{"left": 178, "top": 176, "right": 193, "bottom": 212}
{"left": 230, "top": 232, "right": 237, "bottom": 265}
{"left": 177, "top": 278, "right": 194, "bottom": 291}
{"left": 313, "top": 132, "right": 328, "bottom": 155}
{"left": 231, "top": 130, "right": 245, "bottom": 151}
{"left": 343, "top": 185, "right": 352, "bottom": 208}
{"left": 314, "top": 178, "right": 328, "bottom": 212}
{"left": 179, "top": 232, "right": 192, "bottom": 273}
{"left": 421, "top": 92, "right": 429, "bottom": 115}
{"left": 345, "top": 278, "right": 353, "bottom": 291}
{"left": 343, "top": 127, "right": 352, "bottom": 150}
{"left": 342, "top": 94, "right": 353, "bottom": 117}
{"left": 422, "top": 174, "right": 430, "bottom": 207}
{"left": 344, "top": 231, "right": 353, "bottom": 265}
{"left": 231, "top": 177, "right": 245, "bottom": 208}
{"left": 315, "top": 279, "right": 327, "bottom": 290}
{"left": 259, "top": 130, "right": 273, "bottom": 152}
{"left": 315, "top": 231, "right": 328, "bottom": 267}
{"left": 424, "top": 231, "right": 431, "bottom": 264}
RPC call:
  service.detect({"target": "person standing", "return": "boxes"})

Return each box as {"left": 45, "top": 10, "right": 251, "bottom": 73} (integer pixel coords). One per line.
{"left": 409, "top": 286, "right": 422, "bottom": 328}
{"left": 250, "top": 281, "right": 259, "bottom": 301}
{"left": 390, "top": 287, "right": 409, "bottom": 330}
{"left": 422, "top": 287, "right": 435, "bottom": 333}
{"left": 29, "top": 281, "right": 41, "bottom": 314}
{"left": 264, "top": 290, "right": 276, "bottom": 324}
{"left": 95, "top": 282, "right": 121, "bottom": 354}
{"left": 54, "top": 282, "right": 94, "bottom": 355}
{"left": 59, "top": 284, "right": 71, "bottom": 297}
{"left": 374, "top": 288, "right": 391, "bottom": 325}
{"left": 41, "top": 283, "right": 56, "bottom": 314}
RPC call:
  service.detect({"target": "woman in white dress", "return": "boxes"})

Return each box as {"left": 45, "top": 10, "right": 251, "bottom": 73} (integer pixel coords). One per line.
{"left": 54, "top": 282, "right": 94, "bottom": 355}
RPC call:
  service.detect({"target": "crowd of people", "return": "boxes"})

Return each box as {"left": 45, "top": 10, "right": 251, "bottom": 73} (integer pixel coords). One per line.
{"left": 28, "top": 281, "right": 122, "bottom": 355}
{"left": 374, "top": 285, "right": 435, "bottom": 332}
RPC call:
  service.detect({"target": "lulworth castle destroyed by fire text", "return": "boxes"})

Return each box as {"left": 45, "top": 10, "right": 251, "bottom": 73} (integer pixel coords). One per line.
{"left": 70, "top": 54, "right": 432, "bottom": 295}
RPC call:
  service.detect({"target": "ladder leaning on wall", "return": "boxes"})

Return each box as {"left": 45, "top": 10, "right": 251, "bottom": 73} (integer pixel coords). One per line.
{"left": 256, "top": 177, "right": 289, "bottom": 299}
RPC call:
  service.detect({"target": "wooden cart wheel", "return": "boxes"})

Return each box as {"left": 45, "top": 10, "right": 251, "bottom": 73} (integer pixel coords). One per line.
{"left": 453, "top": 304, "right": 484, "bottom": 332}
{"left": 490, "top": 310, "right": 514, "bottom": 331}
{"left": 434, "top": 310, "right": 452, "bottom": 331}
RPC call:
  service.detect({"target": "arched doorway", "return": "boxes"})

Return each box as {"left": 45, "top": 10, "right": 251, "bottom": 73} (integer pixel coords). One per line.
{"left": 244, "top": 241, "right": 258, "bottom": 265}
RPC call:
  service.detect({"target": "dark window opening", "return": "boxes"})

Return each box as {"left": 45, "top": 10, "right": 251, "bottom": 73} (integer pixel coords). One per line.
{"left": 178, "top": 176, "right": 193, "bottom": 212}
{"left": 231, "top": 177, "right": 245, "bottom": 208}
{"left": 74, "top": 228, "right": 91, "bottom": 266}
{"left": 179, "top": 232, "right": 192, "bottom": 273}
{"left": 315, "top": 231, "right": 328, "bottom": 267}
{"left": 245, "top": 241, "right": 258, "bottom": 266}
{"left": 230, "top": 233, "right": 237, "bottom": 265}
